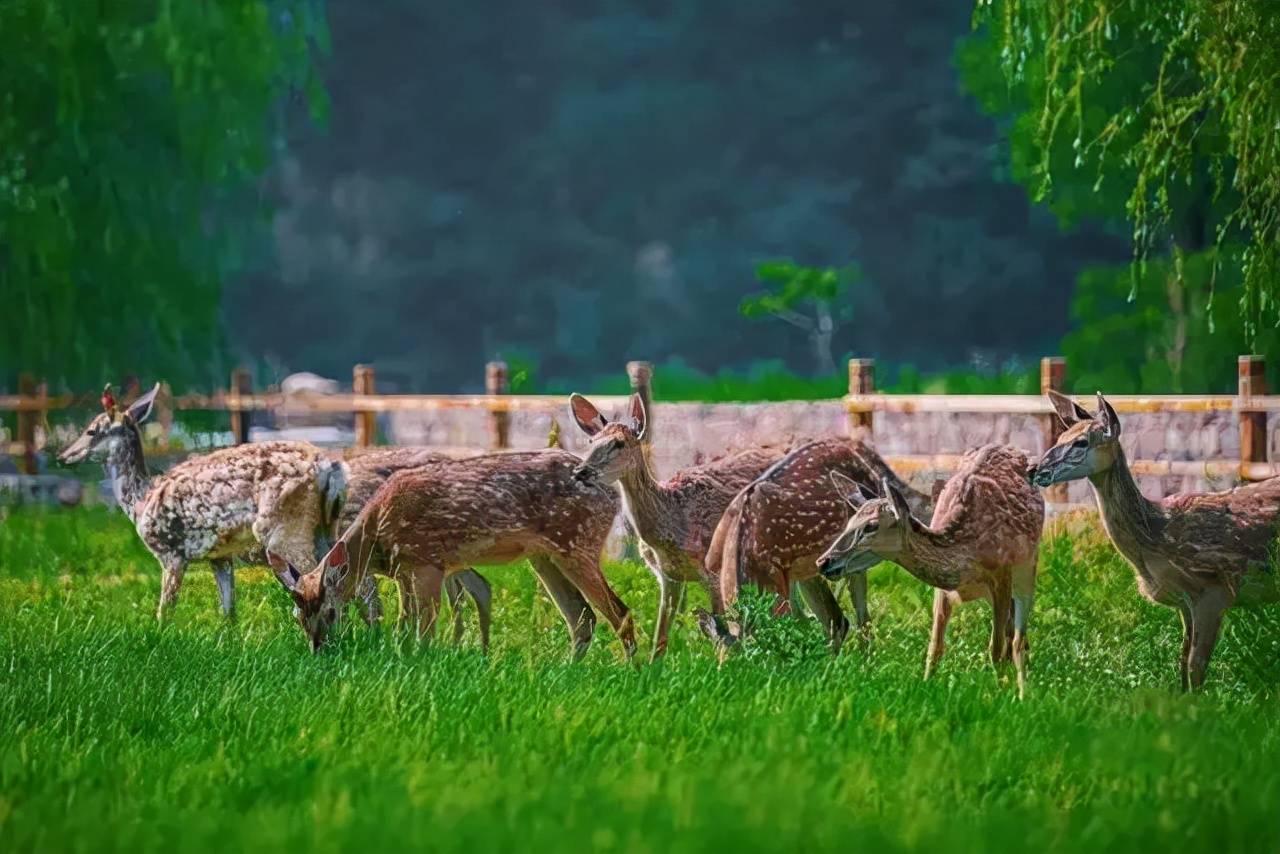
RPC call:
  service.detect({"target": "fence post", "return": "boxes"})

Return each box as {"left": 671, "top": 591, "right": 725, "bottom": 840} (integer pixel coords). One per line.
{"left": 1239, "top": 355, "right": 1267, "bottom": 473}
{"left": 353, "top": 364, "right": 376, "bottom": 448}
{"left": 229, "top": 367, "right": 252, "bottom": 445}
{"left": 16, "top": 374, "right": 41, "bottom": 474}
{"left": 847, "top": 358, "right": 875, "bottom": 435}
{"left": 486, "top": 361, "right": 510, "bottom": 449}
{"left": 1040, "top": 356, "right": 1068, "bottom": 502}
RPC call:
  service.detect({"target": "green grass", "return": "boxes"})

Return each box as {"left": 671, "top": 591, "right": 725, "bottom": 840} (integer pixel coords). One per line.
{"left": 2, "top": 507, "right": 1279, "bottom": 853}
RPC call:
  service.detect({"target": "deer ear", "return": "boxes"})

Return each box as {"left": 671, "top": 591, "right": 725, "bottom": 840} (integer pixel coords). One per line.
{"left": 569, "top": 393, "right": 607, "bottom": 436}
{"left": 1047, "top": 389, "right": 1091, "bottom": 428}
{"left": 125, "top": 383, "right": 161, "bottom": 425}
{"left": 322, "top": 540, "right": 350, "bottom": 591}
{"left": 267, "top": 551, "right": 302, "bottom": 594}
{"left": 882, "top": 477, "right": 911, "bottom": 520}
{"left": 630, "top": 393, "right": 648, "bottom": 441}
{"left": 829, "top": 470, "right": 868, "bottom": 508}
{"left": 1096, "top": 391, "right": 1121, "bottom": 438}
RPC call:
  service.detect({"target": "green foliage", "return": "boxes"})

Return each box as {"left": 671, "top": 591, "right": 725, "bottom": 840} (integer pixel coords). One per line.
{"left": 1064, "top": 247, "right": 1280, "bottom": 394}
{"left": 0, "top": 0, "right": 328, "bottom": 392}
{"left": 740, "top": 261, "right": 854, "bottom": 320}
{"left": 2, "top": 508, "right": 1280, "bottom": 851}
{"left": 967, "top": 0, "right": 1280, "bottom": 338}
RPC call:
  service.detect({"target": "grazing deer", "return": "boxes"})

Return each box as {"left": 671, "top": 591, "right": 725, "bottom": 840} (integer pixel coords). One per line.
{"left": 273, "top": 451, "right": 637, "bottom": 658}
{"left": 568, "top": 392, "right": 812, "bottom": 658}
{"left": 817, "top": 444, "right": 1044, "bottom": 696}
{"left": 1032, "top": 390, "right": 1280, "bottom": 689}
{"left": 338, "top": 447, "right": 493, "bottom": 650}
{"left": 57, "top": 384, "right": 365, "bottom": 622}
{"left": 701, "top": 438, "right": 933, "bottom": 650}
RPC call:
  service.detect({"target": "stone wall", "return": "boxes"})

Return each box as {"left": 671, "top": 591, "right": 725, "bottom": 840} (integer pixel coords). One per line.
{"left": 388, "top": 401, "right": 1277, "bottom": 503}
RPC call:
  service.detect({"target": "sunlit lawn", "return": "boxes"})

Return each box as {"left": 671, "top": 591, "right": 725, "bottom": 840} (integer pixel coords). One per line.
{"left": 2, "top": 506, "right": 1278, "bottom": 853}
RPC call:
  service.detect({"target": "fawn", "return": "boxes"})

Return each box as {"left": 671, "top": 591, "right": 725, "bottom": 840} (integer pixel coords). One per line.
{"left": 818, "top": 444, "right": 1043, "bottom": 696}
{"left": 568, "top": 392, "right": 813, "bottom": 658}
{"left": 273, "top": 450, "right": 637, "bottom": 658}
{"left": 57, "top": 384, "right": 374, "bottom": 621}
{"left": 701, "top": 438, "right": 933, "bottom": 651}
{"left": 337, "top": 447, "right": 493, "bottom": 650}
{"left": 1033, "top": 390, "right": 1280, "bottom": 689}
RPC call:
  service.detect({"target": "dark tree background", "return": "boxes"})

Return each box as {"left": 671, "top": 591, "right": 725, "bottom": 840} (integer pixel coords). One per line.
{"left": 225, "top": 0, "right": 1126, "bottom": 391}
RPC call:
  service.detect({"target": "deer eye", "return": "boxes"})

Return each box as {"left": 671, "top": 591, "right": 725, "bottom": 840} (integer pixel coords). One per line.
{"left": 1073, "top": 438, "right": 1088, "bottom": 448}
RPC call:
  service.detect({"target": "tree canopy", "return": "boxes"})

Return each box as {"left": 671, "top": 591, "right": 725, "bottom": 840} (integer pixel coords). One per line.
{"left": 0, "top": 0, "right": 327, "bottom": 391}
{"left": 968, "top": 0, "right": 1280, "bottom": 339}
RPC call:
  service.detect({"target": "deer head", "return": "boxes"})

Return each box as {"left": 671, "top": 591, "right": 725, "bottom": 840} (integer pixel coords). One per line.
{"left": 58, "top": 383, "right": 160, "bottom": 465}
{"left": 1031, "top": 390, "right": 1122, "bottom": 487}
{"left": 568, "top": 392, "right": 647, "bottom": 484}
{"left": 816, "top": 472, "right": 925, "bottom": 579}
{"left": 271, "top": 542, "right": 351, "bottom": 652}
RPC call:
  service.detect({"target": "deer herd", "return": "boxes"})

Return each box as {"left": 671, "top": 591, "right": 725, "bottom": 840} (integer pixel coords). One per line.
{"left": 57, "top": 383, "right": 1280, "bottom": 694}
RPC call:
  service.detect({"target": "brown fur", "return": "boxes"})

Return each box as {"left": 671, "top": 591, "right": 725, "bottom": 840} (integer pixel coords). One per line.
{"left": 278, "top": 451, "right": 636, "bottom": 659}
{"left": 336, "top": 447, "right": 494, "bottom": 649}
{"left": 1035, "top": 390, "right": 1280, "bottom": 688}
{"left": 708, "top": 438, "right": 933, "bottom": 616}
{"left": 819, "top": 444, "right": 1043, "bottom": 696}
{"left": 569, "top": 392, "right": 806, "bottom": 657}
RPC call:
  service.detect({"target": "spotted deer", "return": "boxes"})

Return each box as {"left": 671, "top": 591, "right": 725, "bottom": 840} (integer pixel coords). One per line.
{"left": 57, "top": 384, "right": 371, "bottom": 621}
{"left": 273, "top": 450, "right": 637, "bottom": 658}
{"left": 818, "top": 444, "right": 1044, "bottom": 696}
{"left": 568, "top": 392, "right": 810, "bottom": 659}
{"left": 1032, "top": 390, "right": 1280, "bottom": 689}
{"left": 337, "top": 447, "right": 493, "bottom": 650}
{"left": 700, "top": 438, "right": 933, "bottom": 650}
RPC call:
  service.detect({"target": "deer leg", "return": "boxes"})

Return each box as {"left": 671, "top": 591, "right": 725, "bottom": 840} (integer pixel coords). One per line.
{"left": 1187, "top": 587, "right": 1233, "bottom": 690}
{"left": 555, "top": 553, "right": 637, "bottom": 661}
{"left": 989, "top": 581, "right": 1013, "bottom": 668}
{"left": 1177, "top": 603, "right": 1193, "bottom": 691}
{"left": 212, "top": 558, "right": 235, "bottom": 620}
{"left": 530, "top": 556, "right": 597, "bottom": 661}
{"left": 797, "top": 577, "right": 850, "bottom": 654}
{"left": 156, "top": 558, "right": 187, "bottom": 621}
{"left": 650, "top": 575, "right": 684, "bottom": 662}
{"left": 446, "top": 574, "right": 468, "bottom": 645}
{"left": 1011, "top": 561, "right": 1037, "bottom": 700}
{"left": 397, "top": 567, "right": 443, "bottom": 642}
{"left": 458, "top": 570, "right": 493, "bottom": 653}
{"left": 924, "top": 589, "right": 953, "bottom": 679}
{"left": 846, "top": 572, "right": 871, "bottom": 648}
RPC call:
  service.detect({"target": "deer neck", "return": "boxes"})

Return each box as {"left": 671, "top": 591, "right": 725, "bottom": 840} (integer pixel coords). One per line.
{"left": 106, "top": 431, "right": 152, "bottom": 521}
{"left": 616, "top": 459, "right": 680, "bottom": 544}
{"left": 890, "top": 527, "right": 966, "bottom": 590}
{"left": 1087, "top": 449, "right": 1165, "bottom": 556}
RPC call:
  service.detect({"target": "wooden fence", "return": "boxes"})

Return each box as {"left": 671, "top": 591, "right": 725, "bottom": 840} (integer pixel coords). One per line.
{"left": 2, "top": 355, "right": 1275, "bottom": 486}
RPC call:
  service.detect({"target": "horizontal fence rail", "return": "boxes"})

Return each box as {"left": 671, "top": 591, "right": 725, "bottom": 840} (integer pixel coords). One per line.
{"left": 2, "top": 356, "right": 1275, "bottom": 490}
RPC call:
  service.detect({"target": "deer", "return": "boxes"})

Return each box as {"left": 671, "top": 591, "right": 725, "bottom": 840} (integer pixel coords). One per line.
{"left": 336, "top": 447, "right": 493, "bottom": 650}
{"left": 816, "top": 444, "right": 1044, "bottom": 697}
{"left": 699, "top": 437, "right": 933, "bottom": 652}
{"left": 567, "top": 392, "right": 844, "bottom": 659}
{"left": 1032, "top": 390, "right": 1280, "bottom": 689}
{"left": 272, "top": 450, "right": 637, "bottom": 658}
{"left": 57, "top": 383, "right": 380, "bottom": 622}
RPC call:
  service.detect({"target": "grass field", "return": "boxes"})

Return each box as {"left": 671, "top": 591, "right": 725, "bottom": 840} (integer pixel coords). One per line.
{"left": 2, "top": 506, "right": 1279, "bottom": 853}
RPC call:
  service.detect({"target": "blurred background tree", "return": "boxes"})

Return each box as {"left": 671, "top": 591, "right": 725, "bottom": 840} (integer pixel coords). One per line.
{"left": 740, "top": 261, "right": 856, "bottom": 376}
{"left": 0, "top": 0, "right": 327, "bottom": 392}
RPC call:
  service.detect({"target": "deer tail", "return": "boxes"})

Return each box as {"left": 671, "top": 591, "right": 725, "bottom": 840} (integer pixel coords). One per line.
{"left": 710, "top": 486, "right": 759, "bottom": 609}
